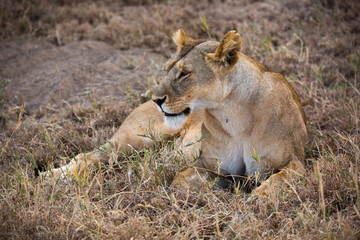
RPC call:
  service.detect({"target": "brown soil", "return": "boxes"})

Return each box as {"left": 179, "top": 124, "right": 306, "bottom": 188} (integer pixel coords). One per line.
{"left": 0, "top": 39, "right": 163, "bottom": 110}
{"left": 0, "top": 0, "right": 359, "bottom": 239}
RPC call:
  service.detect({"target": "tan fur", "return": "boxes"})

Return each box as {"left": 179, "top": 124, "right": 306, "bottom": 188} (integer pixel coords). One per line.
{"left": 43, "top": 30, "right": 307, "bottom": 199}
{"left": 206, "top": 30, "right": 242, "bottom": 72}
{"left": 172, "top": 29, "right": 194, "bottom": 51}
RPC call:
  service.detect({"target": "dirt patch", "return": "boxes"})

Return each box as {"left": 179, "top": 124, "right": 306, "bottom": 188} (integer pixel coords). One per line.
{"left": 0, "top": 39, "right": 164, "bottom": 111}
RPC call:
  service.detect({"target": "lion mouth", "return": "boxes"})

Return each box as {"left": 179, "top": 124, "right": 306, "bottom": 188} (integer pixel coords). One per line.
{"left": 164, "top": 107, "right": 191, "bottom": 117}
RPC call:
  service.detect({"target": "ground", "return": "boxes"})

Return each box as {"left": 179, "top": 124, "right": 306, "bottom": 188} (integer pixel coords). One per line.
{"left": 0, "top": 0, "right": 359, "bottom": 239}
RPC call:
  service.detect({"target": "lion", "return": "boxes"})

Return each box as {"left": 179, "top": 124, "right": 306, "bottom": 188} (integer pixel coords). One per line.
{"left": 43, "top": 29, "right": 307, "bottom": 199}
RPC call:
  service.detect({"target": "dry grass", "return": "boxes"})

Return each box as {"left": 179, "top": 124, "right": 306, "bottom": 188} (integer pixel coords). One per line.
{"left": 1, "top": 0, "right": 360, "bottom": 239}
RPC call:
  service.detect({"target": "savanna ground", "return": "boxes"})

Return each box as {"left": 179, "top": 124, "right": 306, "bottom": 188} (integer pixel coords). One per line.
{"left": 0, "top": 0, "right": 359, "bottom": 239}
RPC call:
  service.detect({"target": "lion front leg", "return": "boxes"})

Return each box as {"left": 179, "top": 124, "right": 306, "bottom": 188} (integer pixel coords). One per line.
{"left": 171, "top": 160, "right": 233, "bottom": 191}
{"left": 248, "top": 158, "right": 305, "bottom": 201}
{"left": 171, "top": 161, "right": 208, "bottom": 190}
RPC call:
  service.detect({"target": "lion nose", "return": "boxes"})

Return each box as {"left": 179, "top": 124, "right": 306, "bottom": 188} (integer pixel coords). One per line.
{"left": 153, "top": 96, "right": 166, "bottom": 107}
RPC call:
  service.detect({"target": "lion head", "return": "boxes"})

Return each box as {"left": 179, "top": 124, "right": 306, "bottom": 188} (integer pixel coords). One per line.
{"left": 152, "top": 29, "right": 242, "bottom": 129}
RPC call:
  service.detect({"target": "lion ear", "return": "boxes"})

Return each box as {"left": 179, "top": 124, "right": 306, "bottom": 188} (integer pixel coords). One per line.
{"left": 206, "top": 30, "right": 242, "bottom": 72}
{"left": 172, "top": 29, "right": 194, "bottom": 51}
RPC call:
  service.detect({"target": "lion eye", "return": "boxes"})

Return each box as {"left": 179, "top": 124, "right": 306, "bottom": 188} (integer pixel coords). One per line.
{"left": 178, "top": 72, "right": 186, "bottom": 78}
{"left": 178, "top": 72, "right": 190, "bottom": 80}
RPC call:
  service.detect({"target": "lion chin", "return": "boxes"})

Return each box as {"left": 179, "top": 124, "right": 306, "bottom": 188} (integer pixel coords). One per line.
{"left": 163, "top": 107, "right": 191, "bottom": 129}
{"left": 164, "top": 114, "right": 187, "bottom": 129}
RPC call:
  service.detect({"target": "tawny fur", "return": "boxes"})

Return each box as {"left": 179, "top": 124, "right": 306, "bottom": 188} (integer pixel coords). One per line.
{"left": 43, "top": 30, "right": 307, "bottom": 199}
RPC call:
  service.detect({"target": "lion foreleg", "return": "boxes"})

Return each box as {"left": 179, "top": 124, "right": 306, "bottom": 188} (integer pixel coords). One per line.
{"left": 171, "top": 159, "right": 233, "bottom": 191}
{"left": 248, "top": 158, "right": 305, "bottom": 201}
{"left": 171, "top": 161, "right": 213, "bottom": 191}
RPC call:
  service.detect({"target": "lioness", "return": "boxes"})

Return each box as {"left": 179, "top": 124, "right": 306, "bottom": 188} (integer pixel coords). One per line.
{"left": 44, "top": 30, "right": 307, "bottom": 199}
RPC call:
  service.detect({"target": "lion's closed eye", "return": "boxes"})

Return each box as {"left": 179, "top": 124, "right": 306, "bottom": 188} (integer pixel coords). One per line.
{"left": 177, "top": 72, "right": 190, "bottom": 80}
{"left": 178, "top": 72, "right": 186, "bottom": 78}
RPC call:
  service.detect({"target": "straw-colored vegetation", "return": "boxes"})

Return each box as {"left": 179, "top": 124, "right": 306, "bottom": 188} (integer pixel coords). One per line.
{"left": 0, "top": 0, "right": 359, "bottom": 239}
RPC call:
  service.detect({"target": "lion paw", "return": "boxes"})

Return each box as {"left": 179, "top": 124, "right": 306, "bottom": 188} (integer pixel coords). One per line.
{"left": 246, "top": 182, "right": 270, "bottom": 202}
{"left": 41, "top": 168, "right": 68, "bottom": 182}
